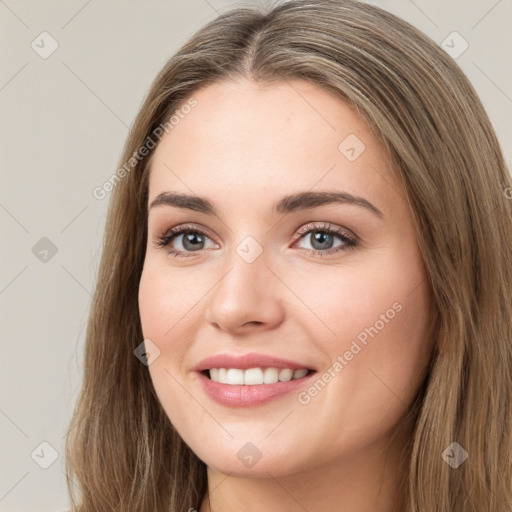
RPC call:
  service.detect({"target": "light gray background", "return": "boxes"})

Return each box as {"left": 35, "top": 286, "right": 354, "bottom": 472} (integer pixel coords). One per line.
{"left": 1, "top": 0, "right": 510, "bottom": 510}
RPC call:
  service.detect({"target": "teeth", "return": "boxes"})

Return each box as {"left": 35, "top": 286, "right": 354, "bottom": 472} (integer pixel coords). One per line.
{"left": 245, "top": 368, "right": 264, "bottom": 385}
{"left": 208, "top": 367, "right": 310, "bottom": 385}
{"left": 278, "top": 368, "right": 293, "bottom": 382}
{"left": 292, "top": 369, "right": 308, "bottom": 379}
{"left": 263, "top": 367, "right": 279, "bottom": 384}
{"left": 226, "top": 368, "right": 244, "bottom": 385}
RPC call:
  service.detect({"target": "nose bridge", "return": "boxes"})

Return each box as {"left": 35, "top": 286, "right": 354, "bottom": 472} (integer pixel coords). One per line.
{"left": 204, "top": 233, "right": 283, "bottom": 331}
{"left": 234, "top": 234, "right": 266, "bottom": 266}
{"left": 216, "top": 234, "right": 269, "bottom": 302}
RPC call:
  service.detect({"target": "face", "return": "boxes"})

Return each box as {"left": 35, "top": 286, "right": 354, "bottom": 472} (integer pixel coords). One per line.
{"left": 138, "top": 77, "right": 433, "bottom": 477}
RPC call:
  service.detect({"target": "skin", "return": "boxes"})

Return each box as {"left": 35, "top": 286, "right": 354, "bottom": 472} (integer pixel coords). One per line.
{"left": 138, "top": 77, "right": 434, "bottom": 512}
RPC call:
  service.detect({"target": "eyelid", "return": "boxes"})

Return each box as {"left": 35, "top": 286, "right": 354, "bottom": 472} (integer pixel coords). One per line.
{"left": 152, "top": 222, "right": 219, "bottom": 249}
{"left": 153, "top": 220, "right": 358, "bottom": 257}
{"left": 155, "top": 221, "right": 355, "bottom": 243}
{"left": 294, "top": 221, "right": 357, "bottom": 243}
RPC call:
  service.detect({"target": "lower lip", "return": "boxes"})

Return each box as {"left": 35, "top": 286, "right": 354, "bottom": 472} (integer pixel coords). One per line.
{"left": 196, "top": 371, "right": 317, "bottom": 407}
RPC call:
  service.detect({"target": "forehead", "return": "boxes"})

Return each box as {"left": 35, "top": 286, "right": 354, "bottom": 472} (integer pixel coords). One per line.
{"left": 147, "top": 78, "right": 402, "bottom": 214}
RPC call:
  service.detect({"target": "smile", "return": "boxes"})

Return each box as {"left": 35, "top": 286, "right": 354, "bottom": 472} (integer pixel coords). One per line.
{"left": 197, "top": 368, "right": 317, "bottom": 407}
{"left": 207, "top": 367, "right": 310, "bottom": 385}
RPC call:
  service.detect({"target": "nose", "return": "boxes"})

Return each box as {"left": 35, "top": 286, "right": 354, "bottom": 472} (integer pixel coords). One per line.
{"left": 203, "top": 245, "right": 285, "bottom": 335}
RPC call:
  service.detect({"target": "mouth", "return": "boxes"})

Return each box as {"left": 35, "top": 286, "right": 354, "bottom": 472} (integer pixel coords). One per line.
{"left": 194, "top": 352, "right": 318, "bottom": 407}
{"left": 201, "top": 367, "right": 315, "bottom": 385}
{"left": 196, "top": 367, "right": 318, "bottom": 407}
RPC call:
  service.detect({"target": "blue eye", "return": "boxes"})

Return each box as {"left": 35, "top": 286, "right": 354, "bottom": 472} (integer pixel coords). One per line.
{"left": 153, "top": 223, "right": 217, "bottom": 258}
{"left": 294, "top": 222, "right": 357, "bottom": 258}
{"left": 153, "top": 222, "right": 357, "bottom": 259}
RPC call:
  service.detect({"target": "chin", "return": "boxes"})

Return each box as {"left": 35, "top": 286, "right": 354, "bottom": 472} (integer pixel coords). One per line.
{"left": 190, "top": 438, "right": 310, "bottom": 478}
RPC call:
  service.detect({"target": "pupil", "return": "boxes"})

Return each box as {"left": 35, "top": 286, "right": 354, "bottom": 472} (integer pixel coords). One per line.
{"left": 311, "top": 231, "right": 332, "bottom": 250}
{"left": 183, "top": 232, "right": 204, "bottom": 251}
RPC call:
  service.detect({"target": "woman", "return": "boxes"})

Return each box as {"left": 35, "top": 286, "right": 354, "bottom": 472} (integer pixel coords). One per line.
{"left": 65, "top": 0, "right": 512, "bottom": 510}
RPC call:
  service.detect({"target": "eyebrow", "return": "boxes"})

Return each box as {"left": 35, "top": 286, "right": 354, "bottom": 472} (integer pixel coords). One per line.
{"left": 148, "top": 190, "right": 384, "bottom": 218}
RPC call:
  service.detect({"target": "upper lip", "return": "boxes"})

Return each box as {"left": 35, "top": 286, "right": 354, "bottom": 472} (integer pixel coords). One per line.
{"left": 194, "top": 352, "right": 316, "bottom": 372}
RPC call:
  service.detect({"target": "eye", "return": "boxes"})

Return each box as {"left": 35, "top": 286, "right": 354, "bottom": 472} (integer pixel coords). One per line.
{"left": 293, "top": 222, "right": 357, "bottom": 258}
{"left": 152, "top": 221, "right": 357, "bottom": 259}
{"left": 152, "top": 223, "right": 218, "bottom": 258}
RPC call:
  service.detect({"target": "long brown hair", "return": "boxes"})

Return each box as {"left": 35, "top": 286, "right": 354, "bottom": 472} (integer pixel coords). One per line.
{"left": 65, "top": 0, "right": 512, "bottom": 510}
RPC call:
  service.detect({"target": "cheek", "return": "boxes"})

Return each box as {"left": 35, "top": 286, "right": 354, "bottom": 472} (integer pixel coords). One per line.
{"left": 138, "top": 262, "right": 202, "bottom": 348}
{"left": 138, "top": 264, "right": 201, "bottom": 432}
{"left": 295, "top": 244, "right": 432, "bottom": 400}
{"left": 287, "top": 247, "right": 429, "bottom": 346}
{"left": 285, "top": 249, "right": 431, "bottom": 456}
{"left": 139, "top": 265, "right": 167, "bottom": 339}
{"left": 137, "top": 263, "right": 194, "bottom": 402}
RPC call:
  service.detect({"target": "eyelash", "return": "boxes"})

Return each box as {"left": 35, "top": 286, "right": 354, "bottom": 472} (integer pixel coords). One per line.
{"left": 152, "top": 222, "right": 357, "bottom": 259}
